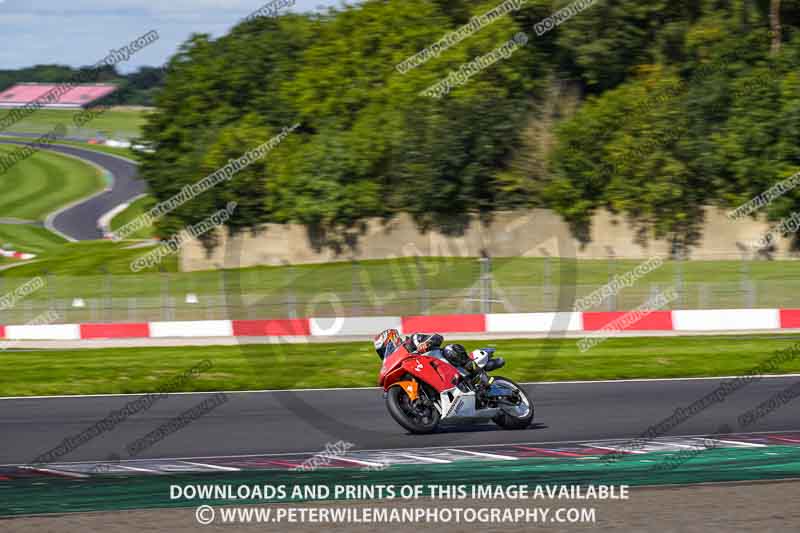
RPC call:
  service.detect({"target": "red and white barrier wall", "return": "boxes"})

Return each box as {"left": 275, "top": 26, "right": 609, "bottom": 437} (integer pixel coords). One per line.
{"left": 0, "top": 248, "right": 36, "bottom": 260}
{"left": 0, "top": 308, "right": 797, "bottom": 341}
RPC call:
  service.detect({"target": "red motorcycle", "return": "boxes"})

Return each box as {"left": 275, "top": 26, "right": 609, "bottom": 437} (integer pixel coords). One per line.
{"left": 378, "top": 341, "right": 534, "bottom": 434}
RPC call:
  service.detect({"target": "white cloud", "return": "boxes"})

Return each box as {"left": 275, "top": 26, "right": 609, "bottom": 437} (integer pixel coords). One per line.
{"left": 0, "top": 0, "right": 346, "bottom": 71}
{"left": 2, "top": 0, "right": 338, "bottom": 16}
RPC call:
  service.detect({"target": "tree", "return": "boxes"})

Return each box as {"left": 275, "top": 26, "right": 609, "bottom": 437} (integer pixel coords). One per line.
{"left": 772, "top": 0, "right": 782, "bottom": 54}
{"left": 139, "top": 0, "right": 546, "bottom": 248}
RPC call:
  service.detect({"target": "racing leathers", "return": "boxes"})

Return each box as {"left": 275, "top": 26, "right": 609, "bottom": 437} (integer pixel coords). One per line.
{"left": 404, "top": 333, "right": 478, "bottom": 377}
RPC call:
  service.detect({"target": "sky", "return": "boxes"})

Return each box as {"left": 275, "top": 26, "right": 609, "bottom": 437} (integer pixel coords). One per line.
{"left": 0, "top": 0, "right": 346, "bottom": 73}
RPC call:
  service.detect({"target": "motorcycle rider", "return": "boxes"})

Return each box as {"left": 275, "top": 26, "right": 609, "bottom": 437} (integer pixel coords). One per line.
{"left": 373, "top": 329, "right": 481, "bottom": 376}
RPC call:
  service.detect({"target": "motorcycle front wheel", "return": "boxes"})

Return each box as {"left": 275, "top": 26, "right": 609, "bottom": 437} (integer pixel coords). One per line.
{"left": 491, "top": 376, "right": 534, "bottom": 430}
{"left": 386, "top": 385, "right": 440, "bottom": 434}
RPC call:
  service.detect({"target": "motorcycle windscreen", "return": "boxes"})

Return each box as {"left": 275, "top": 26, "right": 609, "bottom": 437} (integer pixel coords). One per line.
{"left": 381, "top": 339, "right": 399, "bottom": 359}
{"left": 379, "top": 344, "right": 412, "bottom": 383}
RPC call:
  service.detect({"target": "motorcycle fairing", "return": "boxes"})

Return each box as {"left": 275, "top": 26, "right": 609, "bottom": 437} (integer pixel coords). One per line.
{"left": 379, "top": 343, "right": 461, "bottom": 393}
{"left": 439, "top": 387, "right": 476, "bottom": 419}
{"left": 400, "top": 356, "right": 461, "bottom": 393}
{"left": 391, "top": 379, "right": 419, "bottom": 401}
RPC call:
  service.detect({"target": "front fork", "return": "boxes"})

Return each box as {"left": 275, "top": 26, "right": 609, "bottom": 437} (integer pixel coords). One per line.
{"left": 385, "top": 378, "right": 441, "bottom": 415}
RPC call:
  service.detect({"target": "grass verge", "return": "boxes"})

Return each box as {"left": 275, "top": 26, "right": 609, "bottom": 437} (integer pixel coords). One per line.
{"left": 110, "top": 195, "right": 155, "bottom": 239}
{"left": 2, "top": 335, "right": 799, "bottom": 397}
{"left": 0, "top": 144, "right": 105, "bottom": 220}
{"left": 0, "top": 224, "right": 65, "bottom": 255}
{"left": 0, "top": 107, "right": 147, "bottom": 139}
{"left": 0, "top": 239, "right": 176, "bottom": 277}
{"left": 0, "top": 135, "right": 137, "bottom": 159}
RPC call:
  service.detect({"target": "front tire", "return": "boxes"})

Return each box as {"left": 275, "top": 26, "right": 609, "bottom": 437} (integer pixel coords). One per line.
{"left": 386, "top": 386, "right": 440, "bottom": 434}
{"left": 491, "top": 377, "right": 534, "bottom": 430}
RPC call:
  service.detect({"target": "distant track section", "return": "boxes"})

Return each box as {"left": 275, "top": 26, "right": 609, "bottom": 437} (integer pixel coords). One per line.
{"left": 0, "top": 140, "right": 144, "bottom": 241}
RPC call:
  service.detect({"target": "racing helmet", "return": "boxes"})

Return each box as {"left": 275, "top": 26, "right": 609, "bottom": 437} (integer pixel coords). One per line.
{"left": 373, "top": 328, "right": 401, "bottom": 359}
{"left": 443, "top": 343, "right": 469, "bottom": 367}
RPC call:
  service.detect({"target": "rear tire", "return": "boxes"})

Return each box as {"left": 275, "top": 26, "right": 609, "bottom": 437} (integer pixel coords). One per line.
{"left": 491, "top": 377, "right": 534, "bottom": 430}
{"left": 386, "top": 385, "right": 440, "bottom": 434}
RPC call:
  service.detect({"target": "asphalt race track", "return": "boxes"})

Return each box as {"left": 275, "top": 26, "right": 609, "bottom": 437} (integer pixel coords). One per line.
{"left": 0, "top": 140, "right": 143, "bottom": 241}
{"left": 2, "top": 376, "right": 799, "bottom": 466}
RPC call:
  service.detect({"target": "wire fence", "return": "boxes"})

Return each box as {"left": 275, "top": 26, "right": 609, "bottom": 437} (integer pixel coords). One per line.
{"left": 0, "top": 257, "right": 796, "bottom": 325}
{"left": 1, "top": 124, "right": 139, "bottom": 142}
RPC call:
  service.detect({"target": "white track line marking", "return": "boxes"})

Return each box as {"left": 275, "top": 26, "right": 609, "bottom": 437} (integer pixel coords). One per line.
{"left": 515, "top": 446, "right": 584, "bottom": 457}
{"left": 19, "top": 466, "right": 88, "bottom": 478}
{"left": 394, "top": 453, "right": 452, "bottom": 464}
{"left": 712, "top": 439, "right": 766, "bottom": 448}
{"left": 333, "top": 457, "right": 386, "bottom": 468}
{"left": 655, "top": 441, "right": 699, "bottom": 449}
{"left": 584, "top": 445, "right": 645, "bottom": 455}
{"left": 772, "top": 435, "right": 800, "bottom": 444}
{"left": 5, "top": 374, "right": 800, "bottom": 400}
{"left": 115, "top": 464, "right": 161, "bottom": 474}
{"left": 181, "top": 461, "right": 240, "bottom": 472}
{"left": 449, "top": 449, "right": 517, "bottom": 461}
{"left": 3, "top": 429, "right": 798, "bottom": 469}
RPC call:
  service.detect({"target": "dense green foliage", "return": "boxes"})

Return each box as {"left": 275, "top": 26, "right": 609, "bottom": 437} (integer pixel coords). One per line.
{"left": 547, "top": 0, "right": 800, "bottom": 251}
{"left": 137, "top": 0, "right": 800, "bottom": 254}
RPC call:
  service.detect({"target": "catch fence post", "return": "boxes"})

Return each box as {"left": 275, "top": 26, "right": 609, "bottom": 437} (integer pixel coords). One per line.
{"left": 414, "top": 256, "right": 429, "bottom": 315}
{"left": 217, "top": 269, "right": 227, "bottom": 319}
{"left": 45, "top": 270, "right": 55, "bottom": 316}
{"left": 698, "top": 283, "right": 709, "bottom": 309}
{"left": 543, "top": 254, "right": 553, "bottom": 311}
{"left": 160, "top": 266, "right": 170, "bottom": 321}
{"left": 351, "top": 260, "right": 362, "bottom": 316}
{"left": 740, "top": 251, "right": 755, "bottom": 308}
{"left": 650, "top": 283, "right": 660, "bottom": 307}
{"left": 607, "top": 251, "right": 617, "bottom": 311}
{"left": 101, "top": 267, "right": 112, "bottom": 322}
{"left": 285, "top": 263, "right": 297, "bottom": 320}
{"left": 674, "top": 252, "right": 685, "bottom": 307}
{"left": 479, "top": 255, "right": 492, "bottom": 314}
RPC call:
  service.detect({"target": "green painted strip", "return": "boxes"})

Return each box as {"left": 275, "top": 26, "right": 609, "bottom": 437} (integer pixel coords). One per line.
{"left": 2, "top": 446, "right": 800, "bottom": 516}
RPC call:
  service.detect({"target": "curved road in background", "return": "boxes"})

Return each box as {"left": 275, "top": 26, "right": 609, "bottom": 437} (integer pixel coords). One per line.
{"left": 0, "top": 139, "right": 144, "bottom": 241}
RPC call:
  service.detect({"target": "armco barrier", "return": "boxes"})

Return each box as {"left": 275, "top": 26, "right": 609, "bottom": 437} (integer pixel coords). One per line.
{"left": 80, "top": 322, "right": 150, "bottom": 339}
{"left": 582, "top": 311, "right": 673, "bottom": 331}
{"left": 233, "top": 319, "right": 310, "bottom": 337}
{"left": 485, "top": 312, "right": 583, "bottom": 333}
{"left": 310, "top": 316, "right": 401, "bottom": 337}
{"left": 402, "top": 314, "right": 486, "bottom": 334}
{"left": 1, "top": 309, "right": 799, "bottom": 341}
{"left": 672, "top": 309, "right": 780, "bottom": 331}
{"left": 5, "top": 324, "right": 80, "bottom": 340}
{"left": 148, "top": 320, "right": 233, "bottom": 338}
{"left": 779, "top": 309, "right": 800, "bottom": 329}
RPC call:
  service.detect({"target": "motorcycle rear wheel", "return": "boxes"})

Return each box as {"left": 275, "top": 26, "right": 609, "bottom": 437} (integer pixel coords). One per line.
{"left": 386, "top": 385, "right": 440, "bottom": 434}
{"left": 491, "top": 376, "right": 534, "bottom": 430}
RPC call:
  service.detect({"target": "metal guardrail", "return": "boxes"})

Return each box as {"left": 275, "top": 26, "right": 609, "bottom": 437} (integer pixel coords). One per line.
{"left": 0, "top": 257, "right": 795, "bottom": 324}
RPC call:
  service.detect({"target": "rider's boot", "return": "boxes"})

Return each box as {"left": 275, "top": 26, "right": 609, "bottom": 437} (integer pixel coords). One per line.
{"left": 484, "top": 357, "right": 505, "bottom": 372}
